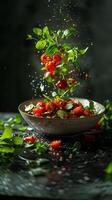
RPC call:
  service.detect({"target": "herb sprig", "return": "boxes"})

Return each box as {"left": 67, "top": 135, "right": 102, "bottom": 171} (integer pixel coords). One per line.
{"left": 27, "top": 26, "right": 88, "bottom": 99}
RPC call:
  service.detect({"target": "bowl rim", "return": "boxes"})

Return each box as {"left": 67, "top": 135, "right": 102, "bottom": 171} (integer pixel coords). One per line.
{"left": 18, "top": 97, "right": 105, "bottom": 121}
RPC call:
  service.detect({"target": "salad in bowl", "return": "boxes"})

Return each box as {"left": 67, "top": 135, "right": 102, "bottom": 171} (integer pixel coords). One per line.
{"left": 19, "top": 26, "right": 105, "bottom": 136}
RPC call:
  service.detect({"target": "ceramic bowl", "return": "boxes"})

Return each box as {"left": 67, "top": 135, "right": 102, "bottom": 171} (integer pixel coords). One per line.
{"left": 18, "top": 98, "right": 105, "bottom": 136}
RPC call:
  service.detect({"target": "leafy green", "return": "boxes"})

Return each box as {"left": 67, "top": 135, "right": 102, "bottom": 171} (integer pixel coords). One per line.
{"left": 43, "top": 26, "right": 50, "bottom": 38}
{"left": 0, "top": 147, "right": 15, "bottom": 153}
{"left": 0, "top": 120, "right": 4, "bottom": 126}
{"left": 1, "top": 127, "right": 12, "bottom": 139}
{"left": 99, "top": 101, "right": 112, "bottom": 129}
{"left": 13, "top": 136, "right": 23, "bottom": 145}
{"left": 35, "top": 141, "right": 48, "bottom": 153}
{"left": 62, "top": 27, "right": 76, "bottom": 39}
{"left": 105, "top": 162, "right": 112, "bottom": 174}
{"left": 35, "top": 39, "right": 46, "bottom": 49}
{"left": 33, "top": 27, "right": 42, "bottom": 36}
{"left": 89, "top": 100, "right": 94, "bottom": 111}
{"left": 78, "top": 47, "right": 88, "bottom": 55}
{"left": 45, "top": 45, "right": 60, "bottom": 56}
{"left": 14, "top": 114, "right": 23, "bottom": 124}
{"left": 29, "top": 167, "right": 49, "bottom": 176}
{"left": 18, "top": 127, "right": 27, "bottom": 132}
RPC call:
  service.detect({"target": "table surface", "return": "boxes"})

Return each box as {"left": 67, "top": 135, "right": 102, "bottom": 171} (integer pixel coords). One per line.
{"left": 0, "top": 113, "right": 112, "bottom": 200}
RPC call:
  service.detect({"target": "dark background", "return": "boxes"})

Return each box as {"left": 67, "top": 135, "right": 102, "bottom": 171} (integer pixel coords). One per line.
{"left": 0, "top": 0, "right": 112, "bottom": 112}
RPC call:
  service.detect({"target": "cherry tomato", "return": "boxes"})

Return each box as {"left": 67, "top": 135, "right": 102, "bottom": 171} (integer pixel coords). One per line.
{"left": 46, "top": 61, "right": 56, "bottom": 74}
{"left": 71, "top": 105, "right": 84, "bottom": 116}
{"left": 84, "top": 109, "right": 92, "bottom": 116}
{"left": 33, "top": 107, "right": 46, "bottom": 117}
{"left": 24, "top": 135, "right": 37, "bottom": 143}
{"left": 54, "top": 99, "right": 66, "bottom": 109}
{"left": 41, "top": 53, "right": 52, "bottom": 64}
{"left": 50, "top": 140, "right": 61, "bottom": 149}
{"left": 53, "top": 53, "right": 61, "bottom": 65}
{"left": 56, "top": 80, "right": 67, "bottom": 89}
{"left": 46, "top": 102, "right": 56, "bottom": 112}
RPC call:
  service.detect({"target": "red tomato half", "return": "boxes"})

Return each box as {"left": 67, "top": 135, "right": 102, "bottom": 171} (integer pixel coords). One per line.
{"left": 56, "top": 80, "right": 67, "bottom": 89}
{"left": 36, "top": 101, "right": 46, "bottom": 109}
{"left": 46, "top": 61, "right": 56, "bottom": 74}
{"left": 53, "top": 53, "right": 61, "bottom": 65}
{"left": 46, "top": 102, "right": 56, "bottom": 112}
{"left": 41, "top": 53, "right": 52, "bottom": 64}
{"left": 71, "top": 105, "right": 84, "bottom": 116}
{"left": 24, "top": 135, "right": 37, "bottom": 143}
{"left": 50, "top": 140, "right": 62, "bottom": 149}
{"left": 33, "top": 107, "right": 46, "bottom": 117}
{"left": 84, "top": 109, "right": 92, "bottom": 116}
{"left": 54, "top": 99, "right": 66, "bottom": 109}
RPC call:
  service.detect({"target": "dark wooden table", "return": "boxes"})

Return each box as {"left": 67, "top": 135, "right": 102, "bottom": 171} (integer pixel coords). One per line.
{"left": 0, "top": 113, "right": 112, "bottom": 200}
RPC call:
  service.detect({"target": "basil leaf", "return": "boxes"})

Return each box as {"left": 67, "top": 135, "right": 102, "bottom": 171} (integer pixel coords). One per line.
{"left": 33, "top": 28, "right": 42, "bottom": 36}
{"left": 78, "top": 47, "right": 88, "bottom": 55}
{"left": 0, "top": 120, "right": 4, "bottom": 126}
{"left": 105, "top": 162, "right": 112, "bottom": 174}
{"left": 0, "top": 146, "right": 15, "bottom": 153}
{"left": 35, "top": 40, "right": 46, "bottom": 49}
{"left": 13, "top": 136, "right": 23, "bottom": 145}
{"left": 46, "top": 45, "right": 60, "bottom": 56}
{"left": 14, "top": 114, "right": 22, "bottom": 124}
{"left": 89, "top": 100, "right": 94, "bottom": 111}
{"left": 1, "top": 127, "right": 12, "bottom": 140}
{"left": 18, "top": 127, "right": 27, "bottom": 132}
{"left": 43, "top": 26, "right": 50, "bottom": 38}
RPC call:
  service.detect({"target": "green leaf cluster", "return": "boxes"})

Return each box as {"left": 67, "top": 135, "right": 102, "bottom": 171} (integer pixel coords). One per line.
{"left": 100, "top": 101, "right": 112, "bottom": 129}
{"left": 0, "top": 127, "right": 23, "bottom": 155}
{"left": 28, "top": 25, "right": 88, "bottom": 101}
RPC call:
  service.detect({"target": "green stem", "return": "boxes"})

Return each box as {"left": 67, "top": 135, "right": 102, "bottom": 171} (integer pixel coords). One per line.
{"left": 43, "top": 94, "right": 52, "bottom": 101}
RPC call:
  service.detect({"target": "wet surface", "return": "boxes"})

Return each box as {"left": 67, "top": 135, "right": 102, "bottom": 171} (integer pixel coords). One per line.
{"left": 0, "top": 113, "right": 112, "bottom": 200}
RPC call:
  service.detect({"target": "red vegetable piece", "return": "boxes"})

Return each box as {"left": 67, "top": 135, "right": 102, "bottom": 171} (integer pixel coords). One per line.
{"left": 46, "top": 61, "right": 56, "bottom": 74}
{"left": 56, "top": 80, "right": 67, "bottom": 89}
{"left": 84, "top": 109, "right": 92, "bottom": 116}
{"left": 36, "top": 101, "right": 46, "bottom": 109}
{"left": 46, "top": 102, "right": 56, "bottom": 112}
{"left": 33, "top": 107, "right": 46, "bottom": 117}
{"left": 24, "top": 135, "right": 37, "bottom": 143}
{"left": 50, "top": 140, "right": 61, "bottom": 149}
{"left": 53, "top": 53, "right": 61, "bottom": 65}
{"left": 54, "top": 99, "right": 66, "bottom": 109}
{"left": 71, "top": 105, "right": 84, "bottom": 116}
{"left": 41, "top": 53, "right": 52, "bottom": 64}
